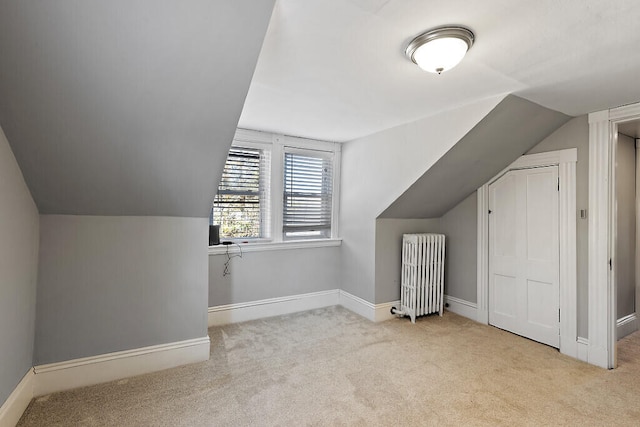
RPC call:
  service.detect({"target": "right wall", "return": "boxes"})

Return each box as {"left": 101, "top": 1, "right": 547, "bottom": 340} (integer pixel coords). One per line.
{"left": 439, "top": 192, "right": 478, "bottom": 304}
{"left": 430, "top": 115, "right": 589, "bottom": 337}
{"left": 340, "top": 96, "right": 504, "bottom": 304}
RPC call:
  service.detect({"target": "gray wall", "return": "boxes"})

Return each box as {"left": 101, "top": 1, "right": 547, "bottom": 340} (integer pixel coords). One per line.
{"left": 374, "top": 219, "right": 442, "bottom": 304}
{"left": 439, "top": 192, "right": 478, "bottom": 303}
{"left": 381, "top": 96, "right": 570, "bottom": 219}
{"left": 209, "top": 247, "right": 340, "bottom": 306}
{"left": 372, "top": 193, "right": 477, "bottom": 306}
{"left": 340, "top": 96, "right": 502, "bottom": 303}
{"left": 35, "top": 215, "right": 208, "bottom": 364}
{"left": 616, "top": 133, "right": 636, "bottom": 319}
{"left": 369, "top": 116, "right": 588, "bottom": 331}
{"left": 341, "top": 220, "right": 376, "bottom": 303}
{"left": 527, "top": 115, "right": 589, "bottom": 337}
{"left": 0, "top": 126, "right": 39, "bottom": 406}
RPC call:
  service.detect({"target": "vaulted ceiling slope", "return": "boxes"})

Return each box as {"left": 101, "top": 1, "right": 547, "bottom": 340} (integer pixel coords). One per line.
{"left": 0, "top": 0, "right": 275, "bottom": 217}
{"left": 379, "top": 95, "right": 570, "bottom": 219}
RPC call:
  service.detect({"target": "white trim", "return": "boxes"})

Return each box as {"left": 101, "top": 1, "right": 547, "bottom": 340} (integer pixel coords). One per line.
{"left": 271, "top": 133, "right": 341, "bottom": 243}
{"left": 234, "top": 128, "right": 276, "bottom": 144}
{"left": 331, "top": 147, "right": 342, "bottom": 239}
{"left": 588, "top": 103, "right": 640, "bottom": 369}
{"left": 577, "top": 337, "right": 589, "bottom": 362}
{"left": 208, "top": 290, "right": 340, "bottom": 326}
{"left": 444, "top": 295, "right": 478, "bottom": 320}
{"left": 477, "top": 185, "right": 489, "bottom": 324}
{"left": 489, "top": 148, "right": 577, "bottom": 185}
{"left": 588, "top": 111, "right": 613, "bottom": 368}
{"left": 282, "top": 134, "right": 340, "bottom": 150}
{"left": 208, "top": 238, "right": 341, "bottom": 255}
{"left": 33, "top": 337, "right": 210, "bottom": 397}
{"left": 477, "top": 148, "right": 578, "bottom": 359}
{"left": 281, "top": 142, "right": 341, "bottom": 240}
{"left": 338, "top": 290, "right": 375, "bottom": 321}
{"left": 559, "top": 160, "right": 578, "bottom": 358}
{"left": 609, "top": 103, "right": 640, "bottom": 121}
{"left": 617, "top": 313, "right": 639, "bottom": 340}
{"left": 218, "top": 129, "right": 341, "bottom": 245}
{"left": 337, "top": 290, "right": 399, "bottom": 322}
{"left": 637, "top": 140, "right": 640, "bottom": 344}
{"left": 608, "top": 123, "right": 619, "bottom": 367}
{"left": 373, "top": 300, "right": 401, "bottom": 322}
{"left": 0, "top": 369, "right": 34, "bottom": 427}
{"left": 271, "top": 136, "right": 284, "bottom": 239}
{"left": 207, "top": 290, "right": 398, "bottom": 325}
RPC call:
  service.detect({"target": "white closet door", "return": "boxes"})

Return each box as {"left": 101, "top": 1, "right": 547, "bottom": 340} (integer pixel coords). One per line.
{"left": 489, "top": 166, "right": 560, "bottom": 348}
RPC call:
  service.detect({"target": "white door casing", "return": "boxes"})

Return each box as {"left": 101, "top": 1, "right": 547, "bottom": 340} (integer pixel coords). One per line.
{"left": 488, "top": 166, "right": 560, "bottom": 348}
{"left": 477, "top": 148, "right": 577, "bottom": 359}
{"left": 589, "top": 102, "right": 640, "bottom": 369}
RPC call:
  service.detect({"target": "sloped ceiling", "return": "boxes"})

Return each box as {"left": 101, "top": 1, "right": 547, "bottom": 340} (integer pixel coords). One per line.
{"left": 0, "top": 0, "right": 275, "bottom": 216}
{"left": 379, "top": 95, "right": 570, "bottom": 219}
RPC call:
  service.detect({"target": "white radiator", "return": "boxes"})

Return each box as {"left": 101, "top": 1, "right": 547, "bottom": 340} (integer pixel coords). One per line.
{"left": 394, "top": 233, "right": 446, "bottom": 323}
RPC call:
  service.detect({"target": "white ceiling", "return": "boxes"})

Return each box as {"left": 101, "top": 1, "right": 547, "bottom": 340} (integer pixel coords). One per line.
{"left": 239, "top": 0, "right": 640, "bottom": 142}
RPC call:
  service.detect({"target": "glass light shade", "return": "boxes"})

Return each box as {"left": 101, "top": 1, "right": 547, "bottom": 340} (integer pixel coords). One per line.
{"left": 405, "top": 26, "right": 474, "bottom": 74}
{"left": 412, "top": 37, "right": 469, "bottom": 74}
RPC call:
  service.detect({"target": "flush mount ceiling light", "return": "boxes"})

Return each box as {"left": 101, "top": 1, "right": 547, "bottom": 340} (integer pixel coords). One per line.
{"left": 405, "top": 26, "right": 474, "bottom": 74}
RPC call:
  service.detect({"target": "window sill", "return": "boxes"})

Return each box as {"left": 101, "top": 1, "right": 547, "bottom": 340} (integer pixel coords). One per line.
{"left": 208, "top": 238, "right": 342, "bottom": 255}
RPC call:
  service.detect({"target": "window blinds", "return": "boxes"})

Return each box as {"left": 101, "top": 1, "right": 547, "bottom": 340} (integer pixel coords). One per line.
{"left": 214, "top": 147, "right": 265, "bottom": 238}
{"left": 283, "top": 151, "right": 333, "bottom": 238}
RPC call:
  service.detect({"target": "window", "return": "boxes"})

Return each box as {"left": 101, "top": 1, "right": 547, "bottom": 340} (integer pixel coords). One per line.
{"left": 283, "top": 150, "right": 333, "bottom": 239}
{"left": 210, "top": 129, "right": 340, "bottom": 245}
{"left": 212, "top": 146, "right": 269, "bottom": 239}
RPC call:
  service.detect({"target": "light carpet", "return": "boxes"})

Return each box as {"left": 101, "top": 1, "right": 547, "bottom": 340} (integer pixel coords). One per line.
{"left": 17, "top": 306, "right": 640, "bottom": 426}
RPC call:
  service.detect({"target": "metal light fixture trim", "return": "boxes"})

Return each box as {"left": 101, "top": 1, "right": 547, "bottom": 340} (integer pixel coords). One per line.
{"left": 405, "top": 26, "right": 475, "bottom": 74}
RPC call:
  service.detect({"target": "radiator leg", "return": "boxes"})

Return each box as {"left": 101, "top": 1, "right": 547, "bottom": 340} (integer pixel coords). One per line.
{"left": 390, "top": 306, "right": 405, "bottom": 317}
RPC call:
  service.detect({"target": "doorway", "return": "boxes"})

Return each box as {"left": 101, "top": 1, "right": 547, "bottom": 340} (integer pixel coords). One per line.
{"left": 614, "top": 121, "right": 640, "bottom": 343}
{"left": 488, "top": 166, "right": 560, "bottom": 348}
{"left": 588, "top": 104, "right": 640, "bottom": 369}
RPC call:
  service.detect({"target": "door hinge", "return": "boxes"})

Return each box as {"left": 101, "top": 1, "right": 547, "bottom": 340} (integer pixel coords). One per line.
{"left": 609, "top": 258, "right": 613, "bottom": 270}
{"left": 558, "top": 309, "right": 560, "bottom": 322}
{"left": 557, "top": 177, "right": 560, "bottom": 191}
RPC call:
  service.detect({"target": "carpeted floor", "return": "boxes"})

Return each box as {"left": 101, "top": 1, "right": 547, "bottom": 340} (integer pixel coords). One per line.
{"left": 17, "top": 306, "right": 640, "bottom": 426}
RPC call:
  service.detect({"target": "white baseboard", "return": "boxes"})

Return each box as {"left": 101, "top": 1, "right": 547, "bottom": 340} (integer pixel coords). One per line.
{"left": 374, "top": 300, "right": 400, "bottom": 322}
{"left": 577, "top": 337, "right": 589, "bottom": 362}
{"left": 0, "top": 369, "right": 34, "bottom": 427}
{"left": 33, "top": 336, "right": 210, "bottom": 397}
{"left": 444, "top": 295, "right": 478, "bottom": 320}
{"left": 338, "top": 291, "right": 398, "bottom": 322}
{"left": 617, "top": 313, "right": 638, "bottom": 340}
{"left": 208, "top": 290, "right": 340, "bottom": 327}
{"left": 208, "top": 290, "right": 399, "bottom": 326}
{"left": 338, "top": 290, "right": 375, "bottom": 321}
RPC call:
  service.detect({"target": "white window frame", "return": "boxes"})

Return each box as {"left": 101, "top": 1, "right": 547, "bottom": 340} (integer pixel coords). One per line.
{"left": 210, "top": 129, "right": 341, "bottom": 253}
{"left": 213, "top": 132, "right": 272, "bottom": 242}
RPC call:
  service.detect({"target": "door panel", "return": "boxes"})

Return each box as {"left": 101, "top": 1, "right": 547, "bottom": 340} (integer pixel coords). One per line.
{"left": 526, "top": 279, "right": 556, "bottom": 327}
{"left": 493, "top": 174, "right": 518, "bottom": 259}
{"left": 493, "top": 274, "right": 517, "bottom": 317}
{"left": 526, "top": 173, "right": 554, "bottom": 262}
{"left": 489, "top": 166, "right": 559, "bottom": 348}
